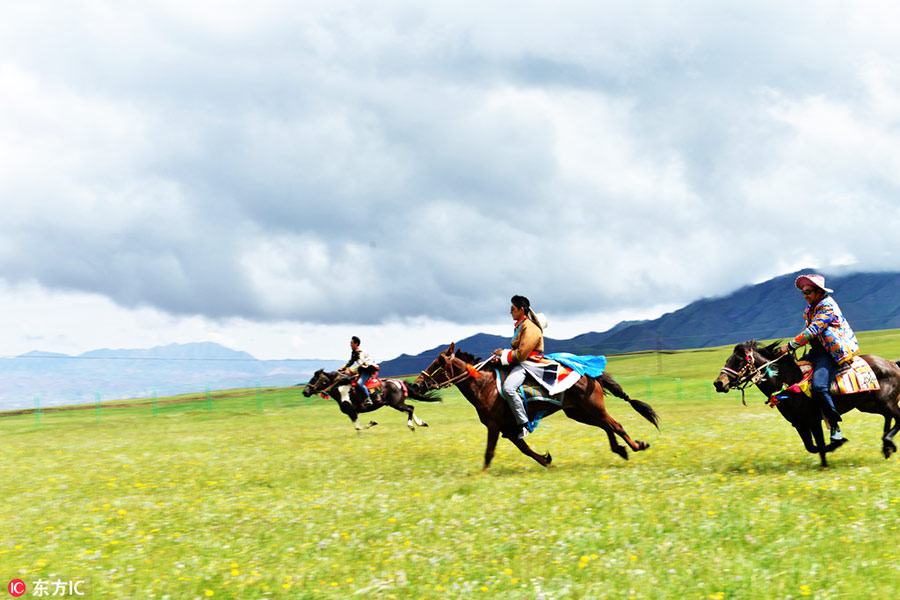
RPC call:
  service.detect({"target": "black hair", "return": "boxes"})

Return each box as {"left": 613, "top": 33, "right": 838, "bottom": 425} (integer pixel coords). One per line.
{"left": 510, "top": 295, "right": 530, "bottom": 310}
{"left": 351, "top": 336, "right": 361, "bottom": 345}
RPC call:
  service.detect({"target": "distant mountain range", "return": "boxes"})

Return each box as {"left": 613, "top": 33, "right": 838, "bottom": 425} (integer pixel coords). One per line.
{"left": 378, "top": 269, "right": 900, "bottom": 376}
{"left": 0, "top": 342, "right": 342, "bottom": 411}
{"left": 5, "top": 269, "right": 899, "bottom": 410}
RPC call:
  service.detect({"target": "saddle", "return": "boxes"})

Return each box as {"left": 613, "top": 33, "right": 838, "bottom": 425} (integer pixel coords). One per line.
{"left": 343, "top": 370, "right": 410, "bottom": 407}
{"left": 494, "top": 369, "right": 565, "bottom": 406}
{"left": 494, "top": 368, "right": 564, "bottom": 436}
{"left": 795, "top": 356, "right": 880, "bottom": 395}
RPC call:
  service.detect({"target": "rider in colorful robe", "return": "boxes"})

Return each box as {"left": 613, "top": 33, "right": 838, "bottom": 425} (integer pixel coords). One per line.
{"left": 779, "top": 274, "right": 859, "bottom": 442}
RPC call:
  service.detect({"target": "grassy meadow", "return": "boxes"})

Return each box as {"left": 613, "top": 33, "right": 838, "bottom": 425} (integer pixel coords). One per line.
{"left": 2, "top": 331, "right": 900, "bottom": 599}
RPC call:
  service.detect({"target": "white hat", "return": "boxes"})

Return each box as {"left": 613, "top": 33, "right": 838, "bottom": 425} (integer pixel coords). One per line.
{"left": 528, "top": 309, "right": 549, "bottom": 331}
{"left": 795, "top": 274, "right": 833, "bottom": 294}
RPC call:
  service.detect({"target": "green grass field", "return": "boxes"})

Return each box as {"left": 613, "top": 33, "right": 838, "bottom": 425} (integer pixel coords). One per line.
{"left": 2, "top": 332, "right": 900, "bottom": 599}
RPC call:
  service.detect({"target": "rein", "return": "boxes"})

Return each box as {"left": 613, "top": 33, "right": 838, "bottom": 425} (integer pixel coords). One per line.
{"left": 420, "top": 356, "right": 490, "bottom": 390}
{"left": 419, "top": 365, "right": 471, "bottom": 389}
{"left": 312, "top": 372, "right": 352, "bottom": 397}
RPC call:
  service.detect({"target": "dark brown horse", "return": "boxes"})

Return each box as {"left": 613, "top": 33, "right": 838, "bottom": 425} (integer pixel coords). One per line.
{"left": 713, "top": 340, "right": 900, "bottom": 466}
{"left": 302, "top": 369, "right": 439, "bottom": 431}
{"left": 415, "top": 343, "right": 659, "bottom": 471}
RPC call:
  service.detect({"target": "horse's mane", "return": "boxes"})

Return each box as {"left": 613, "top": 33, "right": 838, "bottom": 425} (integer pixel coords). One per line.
{"left": 453, "top": 349, "right": 481, "bottom": 364}
{"left": 748, "top": 339, "right": 786, "bottom": 359}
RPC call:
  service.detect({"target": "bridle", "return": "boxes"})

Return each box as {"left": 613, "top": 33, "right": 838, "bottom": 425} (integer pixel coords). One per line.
{"left": 419, "top": 354, "right": 482, "bottom": 390}
{"left": 308, "top": 371, "right": 351, "bottom": 397}
{"left": 719, "top": 347, "right": 788, "bottom": 405}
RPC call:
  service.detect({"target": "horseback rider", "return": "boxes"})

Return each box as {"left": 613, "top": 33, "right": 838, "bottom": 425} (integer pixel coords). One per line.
{"left": 491, "top": 295, "right": 547, "bottom": 440}
{"left": 779, "top": 274, "right": 859, "bottom": 442}
{"left": 338, "top": 336, "right": 379, "bottom": 407}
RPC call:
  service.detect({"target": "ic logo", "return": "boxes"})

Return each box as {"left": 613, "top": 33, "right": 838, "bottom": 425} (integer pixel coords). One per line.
{"left": 7, "top": 579, "right": 26, "bottom": 597}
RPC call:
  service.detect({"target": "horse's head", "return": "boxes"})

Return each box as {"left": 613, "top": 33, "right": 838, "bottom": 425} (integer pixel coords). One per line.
{"left": 415, "top": 343, "right": 457, "bottom": 388}
{"left": 302, "top": 369, "right": 331, "bottom": 397}
{"left": 713, "top": 340, "right": 784, "bottom": 393}
{"left": 415, "top": 343, "right": 483, "bottom": 389}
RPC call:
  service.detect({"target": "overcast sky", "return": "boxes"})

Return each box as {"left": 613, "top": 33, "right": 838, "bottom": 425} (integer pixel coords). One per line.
{"left": 2, "top": 1, "right": 900, "bottom": 361}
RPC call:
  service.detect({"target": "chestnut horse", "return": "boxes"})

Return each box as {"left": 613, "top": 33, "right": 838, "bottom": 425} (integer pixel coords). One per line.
{"left": 415, "top": 343, "right": 659, "bottom": 471}
{"left": 713, "top": 340, "right": 900, "bottom": 466}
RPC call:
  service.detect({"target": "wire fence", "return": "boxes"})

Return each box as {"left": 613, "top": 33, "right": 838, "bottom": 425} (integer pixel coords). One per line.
{"left": 0, "top": 373, "right": 724, "bottom": 434}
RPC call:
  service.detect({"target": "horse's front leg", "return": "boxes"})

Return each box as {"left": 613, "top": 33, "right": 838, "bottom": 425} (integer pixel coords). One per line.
{"left": 808, "top": 421, "right": 829, "bottom": 467}
{"left": 483, "top": 427, "right": 500, "bottom": 472}
{"left": 793, "top": 423, "right": 820, "bottom": 454}
{"left": 352, "top": 416, "right": 378, "bottom": 430}
{"left": 791, "top": 422, "right": 828, "bottom": 467}
{"left": 389, "top": 400, "right": 417, "bottom": 430}
{"left": 411, "top": 410, "right": 428, "bottom": 428}
{"left": 883, "top": 416, "right": 898, "bottom": 459}
{"left": 509, "top": 437, "right": 552, "bottom": 468}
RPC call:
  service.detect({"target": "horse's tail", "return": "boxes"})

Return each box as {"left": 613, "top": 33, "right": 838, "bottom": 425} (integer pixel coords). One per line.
{"left": 596, "top": 372, "right": 660, "bottom": 430}
{"left": 405, "top": 381, "right": 442, "bottom": 402}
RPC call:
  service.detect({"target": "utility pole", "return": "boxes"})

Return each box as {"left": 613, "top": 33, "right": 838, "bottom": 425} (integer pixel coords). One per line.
{"left": 656, "top": 334, "right": 662, "bottom": 375}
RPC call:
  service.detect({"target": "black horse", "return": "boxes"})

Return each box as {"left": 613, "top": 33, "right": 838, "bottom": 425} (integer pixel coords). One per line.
{"left": 302, "top": 369, "right": 440, "bottom": 431}
{"left": 713, "top": 340, "right": 900, "bottom": 466}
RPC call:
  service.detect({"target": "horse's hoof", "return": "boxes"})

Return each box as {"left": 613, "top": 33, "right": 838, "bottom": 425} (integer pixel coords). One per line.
{"left": 825, "top": 437, "right": 848, "bottom": 452}
{"left": 543, "top": 452, "right": 553, "bottom": 467}
{"left": 421, "top": 423, "right": 429, "bottom": 427}
{"left": 613, "top": 446, "right": 629, "bottom": 460}
{"left": 637, "top": 441, "right": 650, "bottom": 451}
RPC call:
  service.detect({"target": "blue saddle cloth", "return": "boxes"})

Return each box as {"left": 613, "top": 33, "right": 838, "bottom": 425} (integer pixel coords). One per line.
{"left": 494, "top": 353, "right": 607, "bottom": 433}
{"left": 544, "top": 352, "right": 607, "bottom": 377}
{"left": 494, "top": 369, "right": 560, "bottom": 433}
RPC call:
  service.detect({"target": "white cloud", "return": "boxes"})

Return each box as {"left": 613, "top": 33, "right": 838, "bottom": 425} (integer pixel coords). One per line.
{"left": 3, "top": 1, "right": 900, "bottom": 359}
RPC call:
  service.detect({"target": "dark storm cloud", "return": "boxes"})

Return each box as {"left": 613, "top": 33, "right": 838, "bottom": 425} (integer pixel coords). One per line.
{"left": 3, "top": 1, "right": 900, "bottom": 327}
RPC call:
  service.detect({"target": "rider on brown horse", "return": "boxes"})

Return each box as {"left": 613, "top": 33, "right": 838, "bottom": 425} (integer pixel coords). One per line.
{"left": 492, "top": 295, "right": 544, "bottom": 439}
{"left": 491, "top": 295, "right": 582, "bottom": 440}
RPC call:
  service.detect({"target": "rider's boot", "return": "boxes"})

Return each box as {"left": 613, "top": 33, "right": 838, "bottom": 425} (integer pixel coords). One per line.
{"left": 830, "top": 423, "right": 843, "bottom": 442}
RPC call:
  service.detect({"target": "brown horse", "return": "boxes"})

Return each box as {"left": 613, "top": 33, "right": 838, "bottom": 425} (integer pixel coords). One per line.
{"left": 713, "top": 340, "right": 900, "bottom": 466}
{"left": 415, "top": 343, "right": 659, "bottom": 471}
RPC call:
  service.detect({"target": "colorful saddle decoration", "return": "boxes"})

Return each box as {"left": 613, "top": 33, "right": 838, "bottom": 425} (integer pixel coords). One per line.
{"left": 793, "top": 356, "right": 881, "bottom": 396}
{"left": 494, "top": 353, "right": 608, "bottom": 431}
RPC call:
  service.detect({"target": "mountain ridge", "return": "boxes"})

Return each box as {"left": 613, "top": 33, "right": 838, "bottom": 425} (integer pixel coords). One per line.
{"left": 378, "top": 269, "right": 900, "bottom": 376}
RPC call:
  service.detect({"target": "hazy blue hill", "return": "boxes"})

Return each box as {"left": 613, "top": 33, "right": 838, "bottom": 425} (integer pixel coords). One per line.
{"left": 0, "top": 343, "right": 341, "bottom": 411}
{"left": 79, "top": 342, "right": 257, "bottom": 361}
{"left": 379, "top": 269, "right": 900, "bottom": 376}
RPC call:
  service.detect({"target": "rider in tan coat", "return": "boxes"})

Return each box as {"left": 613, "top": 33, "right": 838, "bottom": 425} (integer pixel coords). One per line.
{"left": 492, "top": 295, "right": 545, "bottom": 439}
